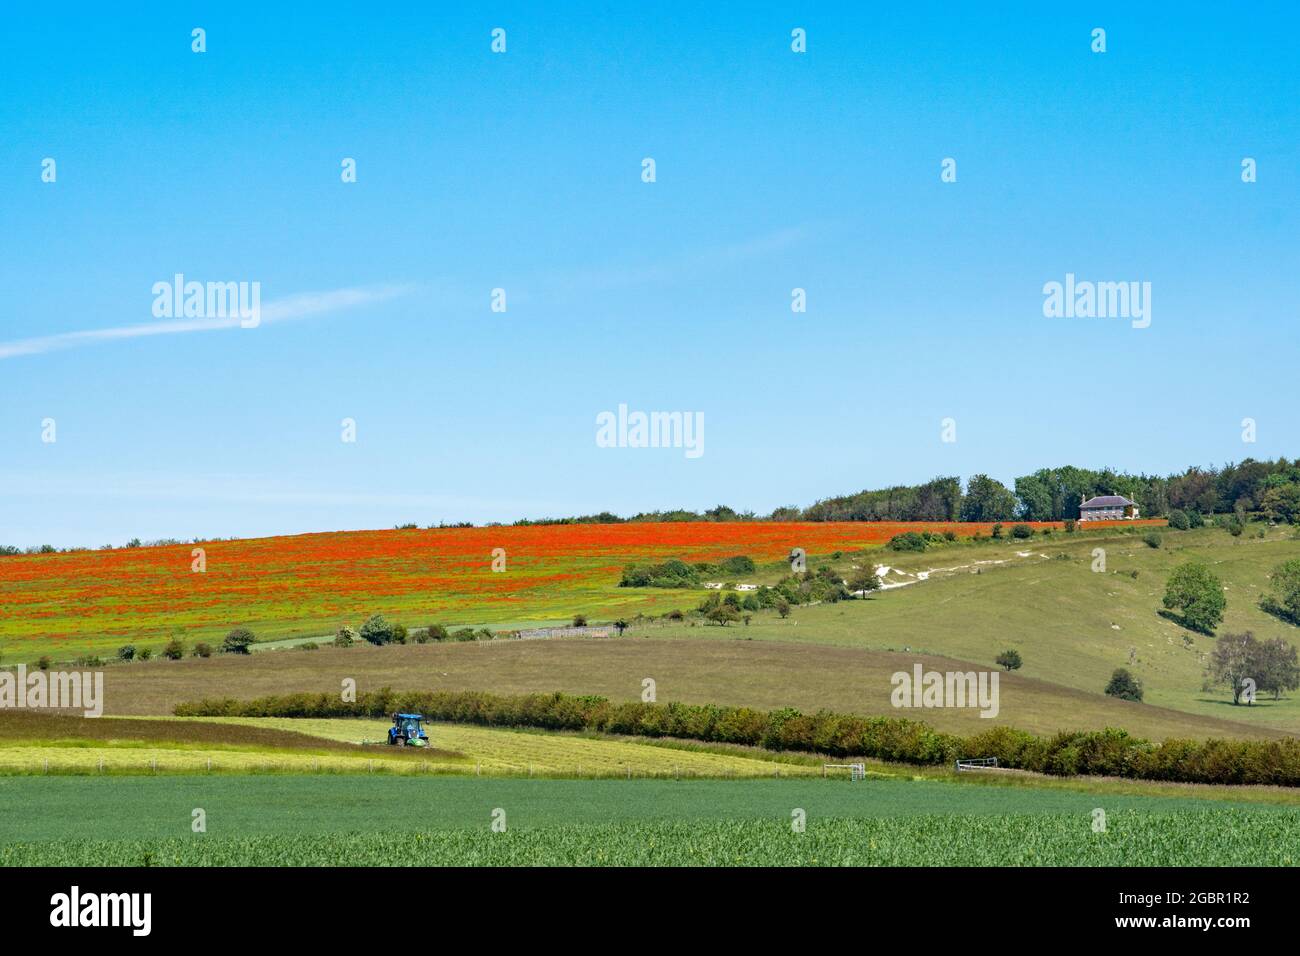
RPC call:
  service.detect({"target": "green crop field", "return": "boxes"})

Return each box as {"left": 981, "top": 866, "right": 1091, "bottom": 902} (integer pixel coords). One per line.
{"left": 0, "top": 775, "right": 1295, "bottom": 866}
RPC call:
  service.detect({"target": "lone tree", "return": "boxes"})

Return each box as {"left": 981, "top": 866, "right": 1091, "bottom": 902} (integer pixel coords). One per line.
{"left": 775, "top": 599, "right": 792, "bottom": 619}
{"left": 848, "top": 562, "right": 882, "bottom": 596}
{"left": 1162, "top": 561, "right": 1226, "bottom": 633}
{"left": 995, "top": 649, "right": 1023, "bottom": 671}
{"left": 705, "top": 605, "right": 740, "bottom": 626}
{"left": 614, "top": 619, "right": 629, "bottom": 636}
{"left": 1257, "top": 636, "right": 1300, "bottom": 701}
{"left": 1210, "top": 631, "right": 1261, "bottom": 704}
{"left": 359, "top": 614, "right": 395, "bottom": 645}
{"left": 1104, "top": 668, "right": 1143, "bottom": 702}
{"left": 221, "top": 627, "right": 255, "bottom": 655}
{"left": 1210, "top": 631, "right": 1300, "bottom": 703}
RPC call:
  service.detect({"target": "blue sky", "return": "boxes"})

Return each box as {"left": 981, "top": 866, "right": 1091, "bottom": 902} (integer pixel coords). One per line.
{"left": 1, "top": 2, "right": 1297, "bottom": 546}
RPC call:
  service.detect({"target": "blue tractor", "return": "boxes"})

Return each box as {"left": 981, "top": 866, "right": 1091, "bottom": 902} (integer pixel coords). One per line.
{"left": 387, "top": 712, "right": 430, "bottom": 747}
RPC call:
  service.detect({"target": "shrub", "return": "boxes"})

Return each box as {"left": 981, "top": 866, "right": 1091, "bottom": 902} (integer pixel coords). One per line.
{"left": 136, "top": 647, "right": 153, "bottom": 661}
{"left": 1105, "top": 668, "right": 1144, "bottom": 702}
{"left": 995, "top": 649, "right": 1022, "bottom": 671}
{"left": 299, "top": 642, "right": 319, "bottom": 651}
{"left": 572, "top": 614, "right": 588, "bottom": 628}
{"left": 889, "top": 532, "right": 927, "bottom": 552}
{"left": 666, "top": 609, "right": 685, "bottom": 622}
{"left": 162, "top": 639, "right": 185, "bottom": 660}
{"left": 192, "top": 642, "right": 213, "bottom": 658}
{"left": 1011, "top": 524, "right": 1034, "bottom": 540}
{"left": 776, "top": 599, "right": 791, "bottom": 619}
{"left": 359, "top": 614, "right": 395, "bottom": 646}
{"left": 1064, "top": 519, "right": 1077, "bottom": 533}
{"left": 451, "top": 628, "right": 477, "bottom": 642}
{"left": 991, "top": 523, "right": 1004, "bottom": 539}
{"left": 333, "top": 626, "right": 358, "bottom": 648}
{"left": 717, "top": 555, "right": 755, "bottom": 575}
{"left": 391, "top": 623, "right": 408, "bottom": 645}
{"left": 1167, "top": 509, "right": 1190, "bottom": 531}
{"left": 1143, "top": 532, "right": 1162, "bottom": 549}
{"left": 619, "top": 558, "right": 700, "bottom": 588}
{"left": 221, "top": 627, "right": 255, "bottom": 655}
{"left": 1188, "top": 510, "right": 1205, "bottom": 528}
{"left": 423, "top": 624, "right": 449, "bottom": 642}
{"left": 36, "top": 655, "right": 51, "bottom": 671}
{"left": 117, "top": 645, "right": 136, "bottom": 662}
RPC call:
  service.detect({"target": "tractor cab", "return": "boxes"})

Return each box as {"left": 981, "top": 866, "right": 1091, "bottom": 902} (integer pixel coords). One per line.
{"left": 388, "top": 712, "right": 429, "bottom": 747}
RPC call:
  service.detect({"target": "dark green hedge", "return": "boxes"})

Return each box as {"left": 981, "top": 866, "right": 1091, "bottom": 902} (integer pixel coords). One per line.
{"left": 175, "top": 689, "right": 1300, "bottom": 787}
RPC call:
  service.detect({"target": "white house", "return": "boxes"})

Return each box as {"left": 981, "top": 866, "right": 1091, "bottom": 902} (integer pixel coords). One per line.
{"left": 1078, "top": 495, "right": 1139, "bottom": 521}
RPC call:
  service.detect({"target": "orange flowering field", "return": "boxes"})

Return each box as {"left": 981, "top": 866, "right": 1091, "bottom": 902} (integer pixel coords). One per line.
{"left": 0, "top": 520, "right": 1157, "bottom": 658}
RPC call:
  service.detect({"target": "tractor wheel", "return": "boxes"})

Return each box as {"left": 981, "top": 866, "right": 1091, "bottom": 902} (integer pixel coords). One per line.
{"left": 395, "top": 735, "right": 407, "bottom": 747}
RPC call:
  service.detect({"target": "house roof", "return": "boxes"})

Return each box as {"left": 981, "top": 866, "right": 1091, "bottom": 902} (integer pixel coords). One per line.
{"left": 1080, "top": 495, "right": 1135, "bottom": 508}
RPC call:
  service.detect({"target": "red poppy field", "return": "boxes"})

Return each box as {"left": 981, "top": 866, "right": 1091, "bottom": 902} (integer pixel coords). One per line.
{"left": 0, "top": 520, "right": 1153, "bottom": 660}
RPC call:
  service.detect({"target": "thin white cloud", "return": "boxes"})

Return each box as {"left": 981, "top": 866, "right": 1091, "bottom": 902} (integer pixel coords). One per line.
{"left": 0, "top": 284, "right": 413, "bottom": 360}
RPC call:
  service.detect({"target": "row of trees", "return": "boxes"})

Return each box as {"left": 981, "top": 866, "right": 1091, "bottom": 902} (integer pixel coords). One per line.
{"left": 504, "top": 457, "right": 1300, "bottom": 527}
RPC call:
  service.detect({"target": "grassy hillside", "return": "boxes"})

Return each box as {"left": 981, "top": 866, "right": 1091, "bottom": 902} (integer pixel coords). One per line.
{"left": 658, "top": 524, "right": 1300, "bottom": 730}
{"left": 96, "top": 635, "right": 1273, "bottom": 741}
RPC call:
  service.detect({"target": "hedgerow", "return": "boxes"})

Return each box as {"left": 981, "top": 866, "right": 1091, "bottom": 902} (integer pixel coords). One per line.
{"left": 174, "top": 689, "right": 1300, "bottom": 787}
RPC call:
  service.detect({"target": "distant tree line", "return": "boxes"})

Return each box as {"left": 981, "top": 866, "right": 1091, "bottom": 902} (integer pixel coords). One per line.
{"left": 512, "top": 457, "right": 1300, "bottom": 526}
{"left": 7, "top": 458, "right": 1300, "bottom": 555}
